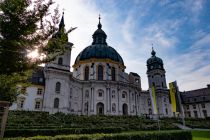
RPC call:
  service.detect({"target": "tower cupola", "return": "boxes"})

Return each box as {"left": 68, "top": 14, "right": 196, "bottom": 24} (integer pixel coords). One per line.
{"left": 92, "top": 15, "right": 107, "bottom": 45}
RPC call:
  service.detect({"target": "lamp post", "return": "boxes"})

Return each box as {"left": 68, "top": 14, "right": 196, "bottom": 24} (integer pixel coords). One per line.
{"left": 0, "top": 101, "right": 10, "bottom": 139}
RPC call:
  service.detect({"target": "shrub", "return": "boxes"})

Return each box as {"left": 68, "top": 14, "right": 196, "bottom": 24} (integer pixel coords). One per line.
{"left": 4, "top": 127, "right": 122, "bottom": 137}
{"left": 4, "top": 130, "right": 192, "bottom": 140}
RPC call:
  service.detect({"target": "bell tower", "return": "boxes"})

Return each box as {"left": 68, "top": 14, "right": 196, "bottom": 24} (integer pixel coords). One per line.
{"left": 146, "top": 48, "right": 167, "bottom": 89}
{"left": 146, "top": 48, "right": 171, "bottom": 116}
{"left": 46, "top": 12, "right": 73, "bottom": 71}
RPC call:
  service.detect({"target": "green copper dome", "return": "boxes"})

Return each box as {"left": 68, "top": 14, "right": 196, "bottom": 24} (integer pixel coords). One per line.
{"left": 147, "top": 48, "right": 164, "bottom": 72}
{"left": 74, "top": 17, "right": 124, "bottom": 65}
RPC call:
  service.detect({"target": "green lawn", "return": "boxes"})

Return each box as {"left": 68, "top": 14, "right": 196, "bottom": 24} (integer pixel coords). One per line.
{"left": 192, "top": 130, "right": 210, "bottom": 140}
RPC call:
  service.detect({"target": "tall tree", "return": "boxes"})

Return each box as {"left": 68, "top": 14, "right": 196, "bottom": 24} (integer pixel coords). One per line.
{"left": 0, "top": 0, "right": 69, "bottom": 103}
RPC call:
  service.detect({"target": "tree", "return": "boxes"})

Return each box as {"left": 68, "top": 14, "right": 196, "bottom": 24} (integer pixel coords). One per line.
{"left": 0, "top": 0, "right": 71, "bottom": 103}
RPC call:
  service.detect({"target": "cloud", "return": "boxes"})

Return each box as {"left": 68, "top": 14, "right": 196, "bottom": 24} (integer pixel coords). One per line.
{"left": 52, "top": 0, "right": 210, "bottom": 92}
{"left": 121, "top": 16, "right": 136, "bottom": 47}
{"left": 54, "top": 0, "right": 101, "bottom": 67}
{"left": 182, "top": 0, "right": 205, "bottom": 23}
{"left": 166, "top": 34, "right": 210, "bottom": 91}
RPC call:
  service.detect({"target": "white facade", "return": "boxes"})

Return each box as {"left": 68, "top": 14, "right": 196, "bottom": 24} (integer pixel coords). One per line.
{"left": 183, "top": 103, "right": 210, "bottom": 118}
{"left": 10, "top": 86, "right": 44, "bottom": 111}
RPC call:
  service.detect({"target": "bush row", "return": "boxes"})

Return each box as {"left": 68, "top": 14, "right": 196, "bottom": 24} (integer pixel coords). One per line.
{"left": 6, "top": 122, "right": 178, "bottom": 131}
{"left": 7, "top": 111, "right": 179, "bottom": 132}
{"left": 4, "top": 130, "right": 192, "bottom": 140}
{"left": 5, "top": 127, "right": 122, "bottom": 137}
{"left": 8, "top": 111, "right": 155, "bottom": 126}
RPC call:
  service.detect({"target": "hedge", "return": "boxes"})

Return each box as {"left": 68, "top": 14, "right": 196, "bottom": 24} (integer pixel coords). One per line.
{"left": 7, "top": 111, "right": 179, "bottom": 132}
{"left": 4, "top": 127, "right": 122, "bottom": 137}
{"left": 4, "top": 130, "right": 192, "bottom": 140}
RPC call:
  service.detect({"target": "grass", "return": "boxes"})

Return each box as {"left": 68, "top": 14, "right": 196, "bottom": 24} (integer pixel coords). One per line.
{"left": 192, "top": 130, "right": 210, "bottom": 140}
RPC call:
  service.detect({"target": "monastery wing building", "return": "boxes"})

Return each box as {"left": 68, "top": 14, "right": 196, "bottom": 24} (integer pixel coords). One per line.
{"left": 10, "top": 15, "right": 210, "bottom": 118}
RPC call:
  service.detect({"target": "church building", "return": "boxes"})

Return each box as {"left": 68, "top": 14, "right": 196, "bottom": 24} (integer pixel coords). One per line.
{"left": 10, "top": 14, "right": 210, "bottom": 118}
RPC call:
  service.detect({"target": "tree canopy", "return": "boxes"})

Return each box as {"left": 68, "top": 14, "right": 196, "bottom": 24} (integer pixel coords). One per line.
{"left": 0, "top": 0, "right": 71, "bottom": 103}
{"left": 0, "top": 0, "right": 61, "bottom": 74}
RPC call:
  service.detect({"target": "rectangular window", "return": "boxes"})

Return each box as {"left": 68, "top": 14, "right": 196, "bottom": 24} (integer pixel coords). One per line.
{"left": 193, "top": 104, "right": 196, "bottom": 109}
{"left": 203, "top": 110, "right": 207, "bottom": 118}
{"left": 21, "top": 87, "right": 26, "bottom": 94}
{"left": 122, "top": 93, "right": 126, "bottom": 98}
{"left": 112, "top": 94, "right": 115, "bottom": 99}
{"left": 20, "top": 100, "right": 24, "bottom": 108}
{"left": 194, "top": 111, "right": 198, "bottom": 118}
{"left": 35, "top": 101, "right": 41, "bottom": 109}
{"left": 186, "top": 105, "right": 189, "bottom": 110}
{"left": 99, "top": 92, "right": 103, "bottom": 97}
{"left": 187, "top": 111, "right": 191, "bottom": 117}
{"left": 164, "top": 98, "right": 167, "bottom": 102}
{"left": 135, "top": 78, "right": 139, "bottom": 83}
{"left": 201, "top": 103, "right": 205, "bottom": 108}
{"left": 37, "top": 88, "right": 42, "bottom": 95}
{"left": 39, "top": 78, "right": 43, "bottom": 83}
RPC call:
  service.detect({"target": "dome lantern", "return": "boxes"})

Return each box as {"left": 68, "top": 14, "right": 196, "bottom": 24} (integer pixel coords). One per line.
{"left": 92, "top": 15, "right": 107, "bottom": 45}
{"left": 151, "top": 47, "right": 156, "bottom": 56}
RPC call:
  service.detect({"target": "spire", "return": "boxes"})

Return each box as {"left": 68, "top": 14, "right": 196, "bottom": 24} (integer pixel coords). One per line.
{"left": 52, "top": 11, "right": 68, "bottom": 42}
{"left": 151, "top": 46, "right": 156, "bottom": 56}
{"left": 98, "top": 14, "right": 102, "bottom": 29}
{"left": 59, "top": 12, "right": 65, "bottom": 30}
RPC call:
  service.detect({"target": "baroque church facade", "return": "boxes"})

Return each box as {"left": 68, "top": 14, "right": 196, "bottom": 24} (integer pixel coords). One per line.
{"left": 42, "top": 15, "right": 172, "bottom": 116}
{"left": 11, "top": 15, "right": 210, "bottom": 118}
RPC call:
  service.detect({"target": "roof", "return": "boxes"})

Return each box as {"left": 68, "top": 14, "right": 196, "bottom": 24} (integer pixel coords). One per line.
{"left": 28, "top": 67, "right": 45, "bottom": 86}
{"left": 130, "top": 72, "right": 140, "bottom": 77}
{"left": 74, "top": 45, "right": 124, "bottom": 65}
{"left": 181, "top": 85, "right": 210, "bottom": 104}
{"left": 74, "top": 18, "right": 124, "bottom": 66}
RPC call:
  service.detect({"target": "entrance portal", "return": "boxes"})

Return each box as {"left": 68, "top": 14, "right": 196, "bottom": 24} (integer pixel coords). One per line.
{"left": 122, "top": 103, "right": 128, "bottom": 115}
{"left": 96, "top": 102, "right": 104, "bottom": 115}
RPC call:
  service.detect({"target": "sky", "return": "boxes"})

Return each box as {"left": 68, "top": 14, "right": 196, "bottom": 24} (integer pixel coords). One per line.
{"left": 53, "top": 0, "right": 210, "bottom": 91}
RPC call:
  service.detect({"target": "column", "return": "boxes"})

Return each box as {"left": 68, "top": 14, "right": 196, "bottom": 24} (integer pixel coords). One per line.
{"left": 90, "top": 87, "right": 94, "bottom": 112}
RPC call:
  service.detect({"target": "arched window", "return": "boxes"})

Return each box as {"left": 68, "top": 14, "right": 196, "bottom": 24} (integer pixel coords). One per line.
{"left": 122, "top": 91, "right": 127, "bottom": 99}
{"left": 149, "top": 108, "right": 152, "bottom": 115}
{"left": 98, "top": 65, "right": 103, "bottom": 80}
{"left": 98, "top": 89, "right": 104, "bottom": 97}
{"left": 84, "top": 66, "right": 89, "bottom": 80}
{"left": 58, "top": 57, "right": 63, "bottom": 65}
{"left": 55, "top": 82, "right": 61, "bottom": 93}
{"left": 132, "top": 93, "right": 135, "bottom": 101}
{"left": 112, "top": 90, "right": 115, "bottom": 99}
{"left": 148, "top": 98, "right": 151, "bottom": 106}
{"left": 164, "top": 98, "right": 167, "bottom": 102}
{"left": 165, "top": 108, "right": 168, "bottom": 115}
{"left": 84, "top": 102, "right": 88, "bottom": 114}
{"left": 111, "top": 67, "right": 116, "bottom": 81}
{"left": 132, "top": 105, "right": 135, "bottom": 112}
{"left": 112, "top": 103, "right": 116, "bottom": 112}
{"left": 54, "top": 98, "right": 59, "bottom": 108}
{"left": 85, "top": 90, "right": 89, "bottom": 98}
